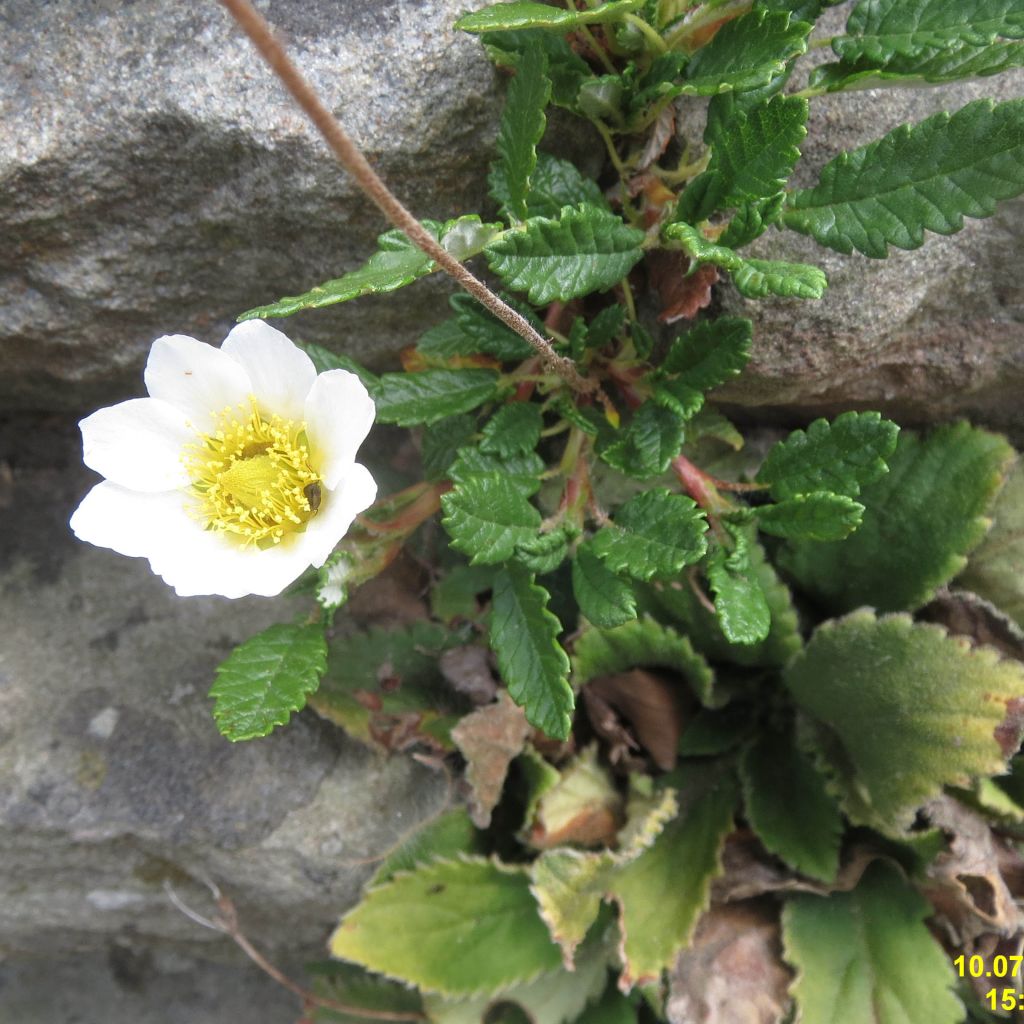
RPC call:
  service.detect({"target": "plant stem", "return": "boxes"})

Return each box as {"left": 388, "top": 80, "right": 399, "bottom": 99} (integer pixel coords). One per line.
{"left": 624, "top": 13, "right": 668, "bottom": 54}
{"left": 218, "top": 0, "right": 594, "bottom": 395}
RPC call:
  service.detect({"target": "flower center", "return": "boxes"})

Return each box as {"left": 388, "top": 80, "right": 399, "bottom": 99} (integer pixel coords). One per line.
{"left": 184, "top": 399, "right": 321, "bottom": 548}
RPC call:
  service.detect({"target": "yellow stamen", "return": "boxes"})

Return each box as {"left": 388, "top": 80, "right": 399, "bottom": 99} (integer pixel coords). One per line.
{"left": 184, "top": 398, "right": 322, "bottom": 548}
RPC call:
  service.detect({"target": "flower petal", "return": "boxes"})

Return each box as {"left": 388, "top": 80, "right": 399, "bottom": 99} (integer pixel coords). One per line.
{"left": 144, "top": 334, "right": 253, "bottom": 433}
{"left": 221, "top": 320, "right": 317, "bottom": 423}
{"left": 79, "top": 397, "right": 192, "bottom": 492}
{"left": 304, "top": 370, "right": 376, "bottom": 489}
{"left": 299, "top": 462, "right": 378, "bottom": 567}
{"left": 70, "top": 482, "right": 190, "bottom": 560}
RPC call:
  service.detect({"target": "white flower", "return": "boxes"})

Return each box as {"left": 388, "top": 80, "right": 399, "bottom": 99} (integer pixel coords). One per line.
{"left": 70, "top": 322, "right": 377, "bottom": 598}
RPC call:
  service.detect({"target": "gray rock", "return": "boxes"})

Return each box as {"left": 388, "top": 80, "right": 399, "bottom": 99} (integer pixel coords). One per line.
{"left": 714, "top": 7, "right": 1024, "bottom": 439}
{"left": 1, "top": 0, "right": 500, "bottom": 413}
{"left": 0, "top": 416, "right": 449, "bottom": 961}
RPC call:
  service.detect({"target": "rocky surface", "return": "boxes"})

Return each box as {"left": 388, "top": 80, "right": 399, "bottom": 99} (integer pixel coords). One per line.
{"left": 0, "top": 414, "right": 449, "bottom": 1020}
{"left": 1, "top": 0, "right": 500, "bottom": 413}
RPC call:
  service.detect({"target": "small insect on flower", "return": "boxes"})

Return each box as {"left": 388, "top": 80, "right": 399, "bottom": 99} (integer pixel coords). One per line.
{"left": 69, "top": 322, "right": 377, "bottom": 598}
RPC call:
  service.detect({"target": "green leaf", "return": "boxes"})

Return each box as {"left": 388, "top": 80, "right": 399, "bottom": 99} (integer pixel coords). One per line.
{"left": 835, "top": 0, "right": 1024, "bottom": 64}
{"left": 757, "top": 411, "right": 900, "bottom": 501}
{"left": 572, "top": 545, "right": 638, "bottom": 629}
{"left": 782, "top": 861, "right": 963, "bottom": 1024}
{"left": 597, "top": 404, "right": 685, "bottom": 479}
{"left": 450, "top": 447, "right": 546, "bottom": 497}
{"left": 706, "top": 539, "right": 771, "bottom": 645}
{"left": 571, "top": 615, "right": 715, "bottom": 707}
{"left": 442, "top": 474, "right": 542, "bottom": 565}
{"left": 492, "top": 152, "right": 611, "bottom": 221}
{"left": 210, "top": 622, "right": 326, "bottom": 741}
{"left": 660, "top": 316, "right": 753, "bottom": 399}
{"left": 491, "top": 563, "right": 574, "bottom": 739}
{"left": 238, "top": 218, "right": 499, "bottom": 320}
{"left": 481, "top": 403, "right": 544, "bottom": 457}
{"left": 431, "top": 563, "right": 498, "bottom": 623}
{"left": 677, "top": 95, "right": 808, "bottom": 223}
{"left": 784, "top": 610, "right": 1024, "bottom": 832}
{"left": 485, "top": 205, "right": 645, "bottom": 304}
{"left": 586, "top": 304, "right": 627, "bottom": 350}
{"left": 375, "top": 369, "right": 501, "bottom": 427}
{"left": 457, "top": 0, "right": 643, "bottom": 33}
{"left": 739, "top": 724, "right": 843, "bottom": 882}
{"left": 782, "top": 98, "right": 1024, "bottom": 257}
{"left": 609, "top": 766, "right": 737, "bottom": 988}
{"left": 639, "top": 530, "right": 801, "bottom": 668}
{"left": 756, "top": 492, "right": 865, "bottom": 541}
{"left": 681, "top": 9, "right": 811, "bottom": 95}
{"left": 779, "top": 423, "right": 1014, "bottom": 613}
{"left": 300, "top": 344, "right": 381, "bottom": 392}
{"left": 665, "top": 222, "right": 827, "bottom": 299}
{"left": 422, "top": 415, "right": 478, "bottom": 481}
{"left": 329, "top": 857, "right": 562, "bottom": 996}
{"left": 310, "top": 621, "right": 468, "bottom": 750}
{"left": 718, "top": 194, "right": 785, "bottom": 248}
{"left": 370, "top": 809, "right": 484, "bottom": 888}
{"left": 306, "top": 962, "right": 424, "bottom": 1024}
{"left": 590, "top": 489, "right": 708, "bottom": 582}
{"left": 516, "top": 526, "right": 574, "bottom": 574}
{"left": 959, "top": 458, "right": 1024, "bottom": 630}
{"left": 491, "top": 41, "right": 551, "bottom": 222}
{"left": 484, "top": 31, "right": 591, "bottom": 109}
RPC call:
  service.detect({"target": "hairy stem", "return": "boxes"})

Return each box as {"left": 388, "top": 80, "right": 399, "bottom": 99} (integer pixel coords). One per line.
{"left": 218, "top": 0, "right": 594, "bottom": 394}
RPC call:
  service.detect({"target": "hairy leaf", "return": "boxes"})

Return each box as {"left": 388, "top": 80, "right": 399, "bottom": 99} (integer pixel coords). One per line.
{"left": 419, "top": 292, "right": 536, "bottom": 362}
{"left": 210, "top": 622, "right": 326, "bottom": 741}
{"left": 756, "top": 492, "right": 865, "bottom": 541}
{"left": 457, "top": 0, "right": 643, "bottom": 33}
{"left": 485, "top": 205, "right": 645, "bottom": 304}
{"left": 757, "top": 411, "right": 900, "bottom": 501}
{"left": 782, "top": 98, "right": 1024, "bottom": 257}
{"left": 375, "top": 369, "right": 501, "bottom": 427}
{"left": 450, "top": 447, "right": 546, "bottom": 497}
{"left": 572, "top": 615, "right": 715, "bottom": 707}
{"left": 441, "top": 474, "right": 542, "bottom": 565}
{"left": 740, "top": 724, "right": 843, "bottom": 882}
{"left": 329, "top": 858, "right": 562, "bottom": 996}
{"left": 572, "top": 545, "right": 638, "bottom": 629}
{"left": 779, "top": 423, "right": 1014, "bottom": 613}
{"left": 783, "top": 861, "right": 963, "bottom": 1024}
{"left": 658, "top": 316, "right": 753, "bottom": 417}
{"left": 491, "top": 563, "right": 574, "bottom": 739}
{"left": 706, "top": 540, "right": 771, "bottom": 645}
{"left": 784, "top": 610, "right": 1024, "bottom": 832}
{"left": 492, "top": 152, "right": 610, "bottom": 221}
{"left": 597, "top": 403, "right": 685, "bottom": 479}
{"left": 666, "top": 223, "right": 826, "bottom": 299}
{"left": 370, "top": 809, "right": 484, "bottom": 888}
{"left": 307, "top": 962, "right": 425, "bottom": 1024}
{"left": 480, "top": 402, "right": 544, "bottom": 457}
{"left": 590, "top": 490, "right": 708, "bottom": 582}
{"left": 491, "top": 41, "right": 550, "bottom": 222}
{"left": 516, "top": 526, "right": 573, "bottom": 575}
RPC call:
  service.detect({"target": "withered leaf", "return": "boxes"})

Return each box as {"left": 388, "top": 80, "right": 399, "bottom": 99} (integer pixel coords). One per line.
{"left": 647, "top": 250, "right": 719, "bottom": 324}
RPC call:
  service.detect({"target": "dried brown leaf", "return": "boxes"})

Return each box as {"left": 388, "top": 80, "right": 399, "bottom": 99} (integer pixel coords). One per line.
{"left": 440, "top": 644, "right": 499, "bottom": 706}
{"left": 647, "top": 250, "right": 718, "bottom": 324}
{"left": 923, "top": 589, "right": 1024, "bottom": 664}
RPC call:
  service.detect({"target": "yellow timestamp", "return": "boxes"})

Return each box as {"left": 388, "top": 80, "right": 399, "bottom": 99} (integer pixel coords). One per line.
{"left": 954, "top": 954, "right": 1024, "bottom": 979}
{"left": 983, "top": 988, "right": 1024, "bottom": 1013}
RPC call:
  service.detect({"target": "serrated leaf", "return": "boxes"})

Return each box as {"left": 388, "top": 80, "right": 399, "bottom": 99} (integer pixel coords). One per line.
{"left": 597, "top": 404, "right": 684, "bottom": 480}
{"left": 457, "top": 0, "right": 643, "bottom": 33}
{"left": 660, "top": 316, "right": 753, "bottom": 402}
{"left": 586, "top": 305, "right": 627, "bottom": 349}
{"left": 330, "top": 857, "right": 562, "bottom": 996}
{"left": 571, "top": 615, "right": 715, "bottom": 707}
{"left": 375, "top": 369, "right": 501, "bottom": 427}
{"left": 959, "top": 458, "right": 1024, "bottom": 630}
{"left": 442, "top": 474, "right": 542, "bottom": 565}
{"left": 639, "top": 530, "right": 801, "bottom": 668}
{"left": 301, "top": 344, "right": 381, "bottom": 392}
{"left": 835, "top": 0, "right": 1024, "bottom": 64}
{"left": 309, "top": 621, "right": 468, "bottom": 750}
{"left": 492, "top": 152, "right": 611, "bottom": 221}
{"left": 757, "top": 411, "right": 900, "bottom": 501}
{"left": 485, "top": 205, "right": 645, "bottom": 305}
{"left": 590, "top": 489, "right": 708, "bottom": 581}
{"left": 677, "top": 95, "right": 808, "bottom": 223}
{"left": 307, "top": 962, "right": 425, "bottom": 1024}
{"left": 610, "top": 765, "right": 737, "bottom": 989}
{"left": 718, "top": 194, "right": 786, "bottom": 248}
{"left": 706, "top": 540, "right": 771, "bottom": 645}
{"left": 517, "top": 527, "right": 573, "bottom": 575}
{"left": 431, "top": 563, "right": 498, "bottom": 623}
{"left": 210, "top": 622, "right": 326, "bottom": 741}
{"left": 740, "top": 724, "right": 843, "bottom": 882}
{"left": 491, "top": 563, "right": 574, "bottom": 739}
{"left": 449, "top": 292, "right": 538, "bottom": 362}
{"left": 370, "top": 809, "right": 484, "bottom": 888}
{"left": 779, "top": 423, "right": 1014, "bottom": 613}
{"left": 239, "top": 218, "right": 500, "bottom": 320}
{"left": 450, "top": 447, "right": 546, "bottom": 497}
{"left": 491, "top": 41, "right": 550, "bottom": 222}
{"left": 481, "top": 403, "right": 544, "bottom": 457}
{"left": 757, "top": 492, "right": 865, "bottom": 541}
{"left": 666, "top": 223, "right": 826, "bottom": 299}
{"left": 422, "top": 415, "right": 478, "bottom": 481}
{"left": 782, "top": 98, "right": 1024, "bottom": 257}
{"left": 783, "top": 861, "right": 963, "bottom": 1024}
{"left": 784, "top": 609, "right": 1024, "bottom": 832}
{"left": 484, "top": 31, "right": 591, "bottom": 109}
{"left": 572, "top": 546, "right": 638, "bottom": 629}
